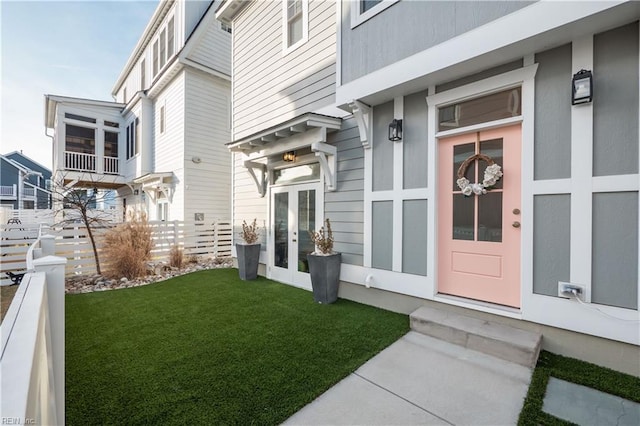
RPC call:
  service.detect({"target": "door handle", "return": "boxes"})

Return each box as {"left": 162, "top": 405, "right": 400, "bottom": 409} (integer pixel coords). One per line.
{"left": 512, "top": 221, "right": 521, "bottom": 228}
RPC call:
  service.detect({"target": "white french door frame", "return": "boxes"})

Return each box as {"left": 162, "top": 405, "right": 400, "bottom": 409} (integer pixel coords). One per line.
{"left": 267, "top": 179, "right": 324, "bottom": 290}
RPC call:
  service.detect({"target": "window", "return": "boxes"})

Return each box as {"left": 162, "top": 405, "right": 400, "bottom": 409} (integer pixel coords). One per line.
{"left": 221, "top": 22, "right": 232, "bottom": 34}
{"left": 104, "top": 120, "right": 119, "bottom": 128}
{"left": 64, "top": 113, "right": 96, "bottom": 123}
{"left": 159, "top": 29, "right": 167, "bottom": 69}
{"left": 141, "top": 59, "right": 146, "bottom": 89}
{"left": 153, "top": 40, "right": 159, "bottom": 76}
{"left": 123, "top": 87, "right": 127, "bottom": 103}
{"left": 152, "top": 16, "right": 174, "bottom": 78}
{"left": 135, "top": 117, "right": 140, "bottom": 155}
{"left": 65, "top": 124, "right": 95, "bottom": 154}
{"left": 45, "top": 179, "right": 52, "bottom": 191}
{"left": 283, "top": 0, "right": 307, "bottom": 52}
{"left": 104, "top": 131, "right": 118, "bottom": 157}
{"left": 126, "top": 120, "right": 138, "bottom": 160}
{"left": 160, "top": 106, "right": 166, "bottom": 133}
{"left": 167, "top": 17, "right": 174, "bottom": 58}
{"left": 351, "top": 0, "right": 399, "bottom": 28}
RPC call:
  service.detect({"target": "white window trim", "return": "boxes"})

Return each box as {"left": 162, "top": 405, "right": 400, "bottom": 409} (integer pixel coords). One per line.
{"left": 282, "top": 0, "right": 309, "bottom": 56}
{"left": 151, "top": 14, "right": 175, "bottom": 78}
{"left": 159, "top": 103, "right": 166, "bottom": 134}
{"left": 350, "top": 0, "right": 399, "bottom": 29}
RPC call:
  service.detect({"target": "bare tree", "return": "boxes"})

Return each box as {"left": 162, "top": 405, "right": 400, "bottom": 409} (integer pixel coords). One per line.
{"left": 50, "top": 174, "right": 121, "bottom": 276}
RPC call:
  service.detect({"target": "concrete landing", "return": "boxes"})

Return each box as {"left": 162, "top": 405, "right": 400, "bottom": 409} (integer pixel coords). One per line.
{"left": 410, "top": 306, "right": 542, "bottom": 367}
{"left": 284, "top": 331, "right": 533, "bottom": 425}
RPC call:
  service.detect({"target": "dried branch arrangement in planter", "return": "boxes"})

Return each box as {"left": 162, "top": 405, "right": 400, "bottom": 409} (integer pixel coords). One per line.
{"left": 309, "top": 218, "right": 334, "bottom": 255}
{"left": 241, "top": 219, "right": 260, "bottom": 244}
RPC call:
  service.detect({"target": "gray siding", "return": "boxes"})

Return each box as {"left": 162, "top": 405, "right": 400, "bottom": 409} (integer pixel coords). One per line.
{"left": 592, "top": 192, "right": 638, "bottom": 310}
{"left": 533, "top": 195, "right": 570, "bottom": 296}
{"left": 233, "top": 0, "right": 336, "bottom": 140}
{"left": 435, "top": 60, "right": 523, "bottom": 93}
{"left": 403, "top": 90, "right": 429, "bottom": 189}
{"left": 372, "top": 101, "right": 393, "bottom": 191}
{"left": 402, "top": 199, "right": 427, "bottom": 276}
{"left": 593, "top": 22, "right": 639, "bottom": 177}
{"left": 326, "top": 118, "right": 364, "bottom": 266}
{"left": 341, "top": 1, "right": 534, "bottom": 83}
{"left": 372, "top": 200, "right": 393, "bottom": 270}
{"left": 534, "top": 44, "right": 571, "bottom": 180}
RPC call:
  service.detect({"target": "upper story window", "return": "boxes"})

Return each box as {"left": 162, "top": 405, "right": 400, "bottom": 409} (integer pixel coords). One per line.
{"left": 141, "top": 59, "right": 146, "bottom": 90}
{"left": 126, "top": 120, "right": 138, "bottom": 160}
{"left": 123, "top": 87, "right": 127, "bottom": 103}
{"left": 66, "top": 124, "right": 95, "bottom": 154}
{"left": 104, "top": 130, "right": 118, "bottom": 158}
{"left": 152, "top": 15, "right": 175, "bottom": 78}
{"left": 104, "top": 120, "right": 119, "bottom": 128}
{"left": 160, "top": 105, "right": 166, "bottom": 134}
{"left": 64, "top": 113, "right": 96, "bottom": 124}
{"left": 221, "top": 22, "right": 232, "bottom": 34}
{"left": 351, "top": 0, "right": 399, "bottom": 28}
{"left": 283, "top": 0, "right": 308, "bottom": 54}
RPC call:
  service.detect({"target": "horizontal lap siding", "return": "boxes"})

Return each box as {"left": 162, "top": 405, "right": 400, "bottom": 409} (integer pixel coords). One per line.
{"left": 326, "top": 118, "right": 364, "bottom": 266}
{"left": 233, "top": 0, "right": 336, "bottom": 140}
{"left": 184, "top": 69, "right": 232, "bottom": 224}
{"left": 232, "top": 153, "right": 268, "bottom": 245}
{"left": 188, "top": 20, "right": 232, "bottom": 76}
{"left": 155, "top": 72, "right": 185, "bottom": 220}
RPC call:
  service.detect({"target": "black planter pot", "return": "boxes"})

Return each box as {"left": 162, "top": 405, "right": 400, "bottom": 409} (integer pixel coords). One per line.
{"left": 307, "top": 253, "right": 341, "bottom": 304}
{"left": 236, "top": 243, "right": 260, "bottom": 280}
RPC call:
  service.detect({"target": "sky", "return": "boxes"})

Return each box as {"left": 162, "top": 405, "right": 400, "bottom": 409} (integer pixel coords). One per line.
{"left": 1, "top": 0, "right": 160, "bottom": 169}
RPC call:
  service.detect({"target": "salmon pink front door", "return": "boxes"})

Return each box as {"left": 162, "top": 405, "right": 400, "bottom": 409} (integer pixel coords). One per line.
{"left": 437, "top": 125, "right": 522, "bottom": 308}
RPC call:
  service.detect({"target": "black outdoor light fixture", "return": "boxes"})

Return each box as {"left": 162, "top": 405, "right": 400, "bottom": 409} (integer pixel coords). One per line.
{"left": 388, "top": 118, "right": 403, "bottom": 141}
{"left": 283, "top": 151, "right": 296, "bottom": 162}
{"left": 571, "top": 69, "right": 593, "bottom": 105}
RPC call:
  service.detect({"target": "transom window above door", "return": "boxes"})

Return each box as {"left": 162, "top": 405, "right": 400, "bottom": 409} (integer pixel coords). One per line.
{"left": 438, "top": 87, "right": 522, "bottom": 131}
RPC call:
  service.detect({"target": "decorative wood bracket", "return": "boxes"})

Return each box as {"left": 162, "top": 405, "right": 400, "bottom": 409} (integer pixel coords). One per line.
{"left": 348, "top": 99, "right": 371, "bottom": 149}
{"left": 311, "top": 142, "right": 337, "bottom": 192}
{"left": 244, "top": 160, "right": 268, "bottom": 197}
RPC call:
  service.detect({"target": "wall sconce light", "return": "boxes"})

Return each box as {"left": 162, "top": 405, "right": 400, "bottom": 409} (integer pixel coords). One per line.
{"left": 283, "top": 151, "right": 296, "bottom": 162}
{"left": 133, "top": 189, "right": 139, "bottom": 195}
{"left": 572, "top": 69, "right": 593, "bottom": 105}
{"left": 388, "top": 119, "right": 403, "bottom": 141}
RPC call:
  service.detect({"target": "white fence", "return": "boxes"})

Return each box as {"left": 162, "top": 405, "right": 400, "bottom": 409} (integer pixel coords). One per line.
{"left": 0, "top": 220, "right": 232, "bottom": 285}
{"left": 1, "top": 235, "right": 66, "bottom": 425}
{"left": 0, "top": 208, "right": 124, "bottom": 226}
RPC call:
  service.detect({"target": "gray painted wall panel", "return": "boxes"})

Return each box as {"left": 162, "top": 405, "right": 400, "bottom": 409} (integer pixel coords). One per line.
{"left": 534, "top": 44, "right": 572, "bottom": 180}
{"left": 402, "top": 199, "right": 428, "bottom": 276}
{"left": 533, "top": 195, "right": 571, "bottom": 296}
{"left": 593, "top": 22, "right": 639, "bottom": 177}
{"left": 592, "top": 192, "right": 638, "bottom": 309}
{"left": 372, "top": 200, "right": 393, "bottom": 270}
{"left": 373, "top": 101, "right": 394, "bottom": 191}
{"left": 342, "top": 1, "right": 534, "bottom": 83}
{"left": 403, "top": 91, "right": 429, "bottom": 189}
{"left": 436, "top": 60, "right": 523, "bottom": 93}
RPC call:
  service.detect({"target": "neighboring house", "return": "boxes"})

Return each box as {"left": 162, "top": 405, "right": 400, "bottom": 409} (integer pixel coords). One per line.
{"left": 217, "top": 0, "right": 639, "bottom": 372}
{"left": 0, "top": 151, "right": 52, "bottom": 210}
{"left": 44, "top": 0, "right": 231, "bottom": 224}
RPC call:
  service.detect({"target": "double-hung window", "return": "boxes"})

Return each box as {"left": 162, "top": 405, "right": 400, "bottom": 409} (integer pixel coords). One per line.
{"left": 126, "top": 120, "right": 138, "bottom": 160}
{"left": 153, "top": 40, "right": 159, "bottom": 76}
{"left": 283, "top": 0, "right": 307, "bottom": 53}
{"left": 141, "top": 59, "right": 146, "bottom": 89}
{"left": 152, "top": 15, "right": 175, "bottom": 78}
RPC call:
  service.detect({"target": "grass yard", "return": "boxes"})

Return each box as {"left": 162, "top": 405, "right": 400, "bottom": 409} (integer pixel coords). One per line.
{"left": 518, "top": 351, "right": 640, "bottom": 425}
{"left": 66, "top": 269, "right": 409, "bottom": 425}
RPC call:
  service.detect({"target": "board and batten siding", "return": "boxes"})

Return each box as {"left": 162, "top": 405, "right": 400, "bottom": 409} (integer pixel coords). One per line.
{"left": 232, "top": 0, "right": 336, "bottom": 140}
{"left": 325, "top": 117, "right": 364, "bottom": 266}
{"left": 187, "top": 20, "right": 232, "bottom": 76}
{"left": 184, "top": 68, "right": 232, "bottom": 223}
{"left": 154, "top": 71, "right": 186, "bottom": 221}
{"left": 341, "top": 1, "right": 534, "bottom": 84}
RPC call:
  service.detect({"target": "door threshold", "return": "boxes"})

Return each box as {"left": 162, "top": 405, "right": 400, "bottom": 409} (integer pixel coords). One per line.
{"left": 433, "top": 293, "right": 522, "bottom": 319}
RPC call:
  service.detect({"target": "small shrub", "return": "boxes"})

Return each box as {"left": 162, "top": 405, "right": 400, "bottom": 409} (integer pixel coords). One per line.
{"left": 309, "top": 219, "right": 334, "bottom": 255}
{"left": 103, "top": 214, "right": 153, "bottom": 279}
{"left": 169, "top": 245, "right": 184, "bottom": 269}
{"left": 187, "top": 254, "right": 200, "bottom": 264}
{"left": 240, "top": 219, "right": 260, "bottom": 244}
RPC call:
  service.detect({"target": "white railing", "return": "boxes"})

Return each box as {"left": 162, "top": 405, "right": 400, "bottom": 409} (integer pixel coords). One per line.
{"left": 1, "top": 235, "right": 66, "bottom": 426}
{"left": 23, "top": 186, "right": 36, "bottom": 198}
{"left": 0, "top": 185, "right": 16, "bottom": 197}
{"left": 65, "top": 151, "right": 96, "bottom": 172}
{"left": 104, "top": 156, "right": 119, "bottom": 174}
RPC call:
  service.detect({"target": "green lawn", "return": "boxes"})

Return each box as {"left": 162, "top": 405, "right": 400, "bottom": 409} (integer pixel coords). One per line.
{"left": 518, "top": 351, "right": 640, "bottom": 425}
{"left": 66, "top": 269, "right": 409, "bottom": 425}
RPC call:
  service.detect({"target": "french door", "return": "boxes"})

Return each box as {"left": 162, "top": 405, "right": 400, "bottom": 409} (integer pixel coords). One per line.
{"left": 269, "top": 182, "right": 322, "bottom": 289}
{"left": 437, "top": 125, "right": 522, "bottom": 307}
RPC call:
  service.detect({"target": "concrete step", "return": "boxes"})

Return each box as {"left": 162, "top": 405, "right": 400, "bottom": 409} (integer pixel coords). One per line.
{"left": 410, "top": 306, "right": 542, "bottom": 368}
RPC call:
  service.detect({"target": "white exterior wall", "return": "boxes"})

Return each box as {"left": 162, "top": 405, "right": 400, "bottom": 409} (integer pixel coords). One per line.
{"left": 184, "top": 68, "right": 231, "bottom": 223}
{"left": 232, "top": 152, "right": 268, "bottom": 243}
{"left": 153, "top": 70, "right": 186, "bottom": 221}
{"left": 188, "top": 18, "right": 232, "bottom": 76}
{"left": 232, "top": 0, "right": 336, "bottom": 140}
{"left": 184, "top": 0, "right": 212, "bottom": 40}
{"left": 122, "top": 100, "right": 143, "bottom": 182}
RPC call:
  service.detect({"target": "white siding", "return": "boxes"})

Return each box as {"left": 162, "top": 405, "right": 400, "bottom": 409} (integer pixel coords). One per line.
{"left": 154, "top": 71, "right": 185, "bottom": 221}
{"left": 184, "top": 68, "right": 232, "bottom": 223}
{"left": 188, "top": 19, "right": 232, "bottom": 76}
{"left": 232, "top": 152, "right": 268, "bottom": 243}
{"left": 184, "top": 0, "right": 211, "bottom": 40}
{"left": 232, "top": 0, "right": 336, "bottom": 140}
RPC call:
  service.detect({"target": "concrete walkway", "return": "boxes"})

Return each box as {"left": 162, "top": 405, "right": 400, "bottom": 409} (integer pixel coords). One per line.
{"left": 284, "top": 331, "right": 532, "bottom": 425}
